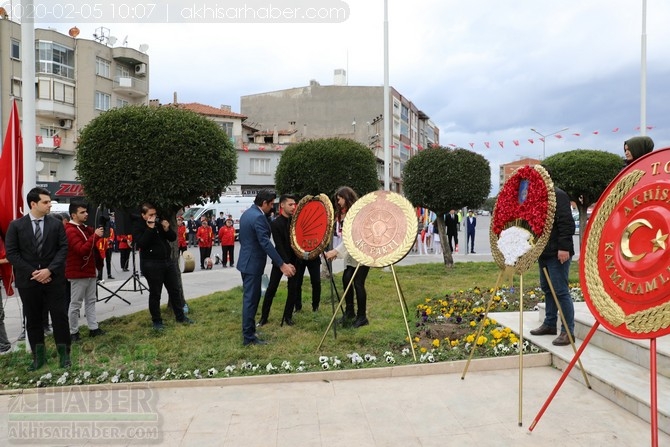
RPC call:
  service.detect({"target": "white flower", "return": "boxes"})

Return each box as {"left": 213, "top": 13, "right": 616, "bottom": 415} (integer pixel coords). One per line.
{"left": 498, "top": 226, "right": 534, "bottom": 266}
{"left": 332, "top": 358, "right": 342, "bottom": 368}
{"left": 139, "top": 373, "right": 145, "bottom": 380}
{"left": 297, "top": 366, "right": 305, "bottom": 372}
{"left": 318, "top": 356, "right": 329, "bottom": 364}
{"left": 56, "top": 373, "right": 68, "bottom": 385}
{"left": 347, "top": 352, "right": 363, "bottom": 364}
{"left": 193, "top": 369, "right": 202, "bottom": 379}
{"left": 364, "top": 354, "right": 376, "bottom": 363}
{"left": 322, "top": 363, "right": 330, "bottom": 370}
{"left": 111, "top": 375, "right": 120, "bottom": 383}
{"left": 83, "top": 371, "right": 91, "bottom": 380}
{"left": 241, "top": 362, "right": 253, "bottom": 371}
{"left": 299, "top": 361, "right": 305, "bottom": 366}
{"left": 401, "top": 348, "right": 410, "bottom": 356}
{"left": 128, "top": 370, "right": 135, "bottom": 382}
{"left": 266, "top": 363, "right": 276, "bottom": 373}
{"left": 281, "top": 361, "right": 293, "bottom": 371}
{"left": 385, "top": 355, "right": 395, "bottom": 364}
{"left": 97, "top": 371, "right": 109, "bottom": 382}
{"left": 224, "top": 365, "right": 235, "bottom": 374}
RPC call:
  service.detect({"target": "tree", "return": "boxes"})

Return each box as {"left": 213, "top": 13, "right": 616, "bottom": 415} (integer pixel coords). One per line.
{"left": 274, "top": 137, "right": 379, "bottom": 198}
{"left": 542, "top": 149, "right": 623, "bottom": 244}
{"left": 76, "top": 105, "right": 237, "bottom": 220}
{"left": 403, "top": 147, "right": 491, "bottom": 268}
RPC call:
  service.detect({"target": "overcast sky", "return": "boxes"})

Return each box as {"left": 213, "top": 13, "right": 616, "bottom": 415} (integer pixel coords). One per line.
{"left": 45, "top": 0, "right": 670, "bottom": 195}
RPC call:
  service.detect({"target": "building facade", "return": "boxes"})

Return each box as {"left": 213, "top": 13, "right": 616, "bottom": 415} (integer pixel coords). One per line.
{"left": 499, "top": 157, "right": 541, "bottom": 190}
{"left": 241, "top": 75, "right": 440, "bottom": 192}
{"left": 0, "top": 19, "right": 149, "bottom": 188}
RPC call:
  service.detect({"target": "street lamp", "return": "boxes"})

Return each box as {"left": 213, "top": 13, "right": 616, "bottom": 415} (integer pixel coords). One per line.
{"left": 530, "top": 127, "right": 568, "bottom": 160}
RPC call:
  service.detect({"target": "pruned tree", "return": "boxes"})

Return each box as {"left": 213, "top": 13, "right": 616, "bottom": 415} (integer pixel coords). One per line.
{"left": 542, "top": 149, "right": 623, "bottom": 244}
{"left": 274, "top": 137, "right": 379, "bottom": 199}
{"left": 76, "top": 105, "right": 237, "bottom": 222}
{"left": 403, "top": 147, "right": 491, "bottom": 268}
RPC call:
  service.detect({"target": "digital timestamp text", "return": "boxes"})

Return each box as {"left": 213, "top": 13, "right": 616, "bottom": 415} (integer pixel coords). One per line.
{"left": 0, "top": 0, "right": 349, "bottom": 23}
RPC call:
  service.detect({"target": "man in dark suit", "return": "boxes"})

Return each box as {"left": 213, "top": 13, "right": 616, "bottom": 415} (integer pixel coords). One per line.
{"left": 237, "top": 190, "right": 296, "bottom": 345}
{"left": 5, "top": 187, "right": 71, "bottom": 370}
{"left": 466, "top": 210, "right": 477, "bottom": 254}
{"left": 445, "top": 209, "right": 459, "bottom": 252}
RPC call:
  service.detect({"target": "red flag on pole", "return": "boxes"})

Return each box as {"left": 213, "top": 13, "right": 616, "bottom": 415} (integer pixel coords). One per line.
{"left": 0, "top": 99, "right": 24, "bottom": 237}
{"left": 0, "top": 99, "right": 23, "bottom": 296}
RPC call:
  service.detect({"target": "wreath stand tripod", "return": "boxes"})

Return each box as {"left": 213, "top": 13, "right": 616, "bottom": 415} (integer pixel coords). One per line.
{"left": 461, "top": 267, "right": 590, "bottom": 426}
{"left": 96, "top": 246, "right": 147, "bottom": 305}
{"left": 316, "top": 262, "right": 416, "bottom": 361}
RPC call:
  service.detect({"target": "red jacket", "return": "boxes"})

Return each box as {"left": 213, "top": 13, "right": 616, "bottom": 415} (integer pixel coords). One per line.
{"left": 196, "top": 225, "right": 213, "bottom": 248}
{"left": 65, "top": 222, "right": 100, "bottom": 279}
{"left": 116, "top": 233, "right": 132, "bottom": 250}
{"left": 177, "top": 224, "right": 187, "bottom": 248}
{"left": 218, "top": 224, "right": 235, "bottom": 246}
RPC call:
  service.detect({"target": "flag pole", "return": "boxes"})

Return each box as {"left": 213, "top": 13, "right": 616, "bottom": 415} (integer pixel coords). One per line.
{"left": 21, "top": 0, "right": 37, "bottom": 200}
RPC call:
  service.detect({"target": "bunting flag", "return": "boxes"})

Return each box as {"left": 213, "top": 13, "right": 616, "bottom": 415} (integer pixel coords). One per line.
{"left": 593, "top": 131, "right": 599, "bottom": 134}
{"left": 53, "top": 135, "right": 62, "bottom": 147}
{"left": 528, "top": 139, "right": 534, "bottom": 144}
{"left": 555, "top": 134, "right": 563, "bottom": 139}
{"left": 484, "top": 142, "right": 490, "bottom": 149}
{"left": 612, "top": 128, "right": 619, "bottom": 132}
{"left": 417, "top": 144, "right": 424, "bottom": 150}
{"left": 513, "top": 140, "right": 520, "bottom": 146}
{"left": 404, "top": 144, "right": 411, "bottom": 149}
{"left": 259, "top": 146, "right": 265, "bottom": 151}
{"left": 469, "top": 143, "right": 474, "bottom": 149}
{"left": 572, "top": 133, "right": 581, "bottom": 137}
{"left": 0, "top": 99, "right": 23, "bottom": 296}
{"left": 498, "top": 141, "right": 504, "bottom": 148}
{"left": 243, "top": 144, "right": 249, "bottom": 152}
{"left": 274, "top": 145, "right": 281, "bottom": 150}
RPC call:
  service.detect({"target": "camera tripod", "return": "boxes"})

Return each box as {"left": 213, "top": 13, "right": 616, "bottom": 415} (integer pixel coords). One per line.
{"left": 96, "top": 246, "right": 148, "bottom": 305}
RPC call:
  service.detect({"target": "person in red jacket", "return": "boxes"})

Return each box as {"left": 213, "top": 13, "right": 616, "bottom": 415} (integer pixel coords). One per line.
{"left": 217, "top": 217, "right": 235, "bottom": 267}
{"left": 116, "top": 233, "right": 132, "bottom": 271}
{"left": 96, "top": 227, "right": 115, "bottom": 281}
{"left": 177, "top": 216, "right": 188, "bottom": 254}
{"left": 65, "top": 202, "right": 105, "bottom": 341}
{"left": 196, "top": 216, "right": 214, "bottom": 269}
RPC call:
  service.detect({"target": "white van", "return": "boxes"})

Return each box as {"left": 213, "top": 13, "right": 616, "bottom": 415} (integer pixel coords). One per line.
{"left": 181, "top": 195, "right": 256, "bottom": 236}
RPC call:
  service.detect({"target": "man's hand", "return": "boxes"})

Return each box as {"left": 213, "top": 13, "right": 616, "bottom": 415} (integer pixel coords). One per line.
{"left": 161, "top": 220, "right": 170, "bottom": 231}
{"left": 31, "top": 268, "right": 52, "bottom": 284}
{"left": 557, "top": 249, "right": 570, "bottom": 264}
{"left": 95, "top": 227, "right": 104, "bottom": 237}
{"left": 280, "top": 263, "right": 296, "bottom": 277}
{"left": 324, "top": 249, "right": 338, "bottom": 261}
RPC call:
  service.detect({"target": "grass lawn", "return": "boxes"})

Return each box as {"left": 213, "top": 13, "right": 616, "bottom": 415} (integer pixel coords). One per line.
{"left": 0, "top": 262, "right": 581, "bottom": 389}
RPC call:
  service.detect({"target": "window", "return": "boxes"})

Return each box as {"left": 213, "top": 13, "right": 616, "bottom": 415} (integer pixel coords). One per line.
{"left": 250, "top": 158, "right": 270, "bottom": 175}
{"left": 40, "top": 127, "right": 58, "bottom": 137}
{"left": 219, "top": 121, "right": 233, "bottom": 137}
{"left": 115, "top": 65, "right": 130, "bottom": 78}
{"left": 11, "top": 39, "right": 20, "bottom": 59}
{"left": 11, "top": 78, "right": 21, "bottom": 98}
{"left": 36, "top": 41, "right": 75, "bottom": 79}
{"left": 116, "top": 98, "right": 129, "bottom": 108}
{"left": 96, "top": 57, "right": 111, "bottom": 78}
{"left": 95, "top": 91, "right": 111, "bottom": 111}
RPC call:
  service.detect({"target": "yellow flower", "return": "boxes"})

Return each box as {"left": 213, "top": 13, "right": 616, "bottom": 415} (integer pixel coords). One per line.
{"left": 425, "top": 307, "right": 432, "bottom": 315}
{"left": 469, "top": 321, "right": 476, "bottom": 327}
{"left": 490, "top": 318, "right": 497, "bottom": 325}
{"left": 420, "top": 347, "right": 427, "bottom": 353}
{"left": 432, "top": 339, "right": 440, "bottom": 348}
{"left": 466, "top": 335, "right": 475, "bottom": 343}
{"left": 414, "top": 337, "right": 420, "bottom": 343}
{"left": 451, "top": 340, "right": 459, "bottom": 347}
{"left": 476, "top": 336, "right": 487, "bottom": 345}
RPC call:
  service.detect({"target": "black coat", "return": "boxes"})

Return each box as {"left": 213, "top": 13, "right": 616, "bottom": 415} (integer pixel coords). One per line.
{"left": 541, "top": 187, "right": 575, "bottom": 258}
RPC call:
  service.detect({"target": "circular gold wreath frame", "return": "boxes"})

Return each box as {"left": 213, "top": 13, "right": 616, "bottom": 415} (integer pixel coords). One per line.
{"left": 343, "top": 191, "right": 418, "bottom": 268}
{"left": 290, "top": 193, "right": 335, "bottom": 261}
{"left": 582, "top": 169, "right": 668, "bottom": 334}
{"left": 489, "top": 165, "right": 556, "bottom": 275}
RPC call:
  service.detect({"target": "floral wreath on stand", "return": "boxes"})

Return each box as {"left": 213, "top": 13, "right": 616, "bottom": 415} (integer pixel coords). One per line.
{"left": 490, "top": 165, "right": 556, "bottom": 275}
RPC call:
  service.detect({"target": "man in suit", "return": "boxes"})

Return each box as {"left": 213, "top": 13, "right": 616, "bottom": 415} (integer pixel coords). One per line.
{"left": 445, "top": 209, "right": 459, "bottom": 252}
{"left": 237, "top": 190, "right": 295, "bottom": 345}
{"left": 5, "top": 187, "right": 71, "bottom": 370}
{"left": 466, "top": 210, "right": 477, "bottom": 254}
{"left": 258, "top": 194, "right": 299, "bottom": 327}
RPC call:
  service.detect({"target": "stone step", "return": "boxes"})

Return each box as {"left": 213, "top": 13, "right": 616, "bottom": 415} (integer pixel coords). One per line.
{"left": 491, "top": 306, "right": 670, "bottom": 435}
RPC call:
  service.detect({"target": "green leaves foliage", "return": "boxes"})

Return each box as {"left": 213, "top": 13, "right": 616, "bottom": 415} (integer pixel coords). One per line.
{"left": 542, "top": 149, "right": 623, "bottom": 209}
{"left": 76, "top": 105, "right": 237, "bottom": 216}
{"left": 402, "top": 147, "right": 491, "bottom": 215}
{"left": 274, "top": 137, "right": 379, "bottom": 199}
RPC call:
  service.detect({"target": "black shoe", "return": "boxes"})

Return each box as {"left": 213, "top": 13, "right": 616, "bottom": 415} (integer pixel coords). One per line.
{"left": 107, "top": 275, "right": 115, "bottom": 280}
{"left": 153, "top": 321, "right": 165, "bottom": 331}
{"left": 89, "top": 328, "right": 105, "bottom": 337}
{"left": 71, "top": 332, "right": 81, "bottom": 342}
{"left": 178, "top": 317, "right": 194, "bottom": 325}
{"left": 28, "top": 359, "right": 46, "bottom": 371}
{"left": 281, "top": 318, "right": 295, "bottom": 327}
{"left": 243, "top": 338, "right": 268, "bottom": 346}
{"left": 338, "top": 314, "right": 355, "bottom": 326}
{"left": 312, "top": 306, "right": 319, "bottom": 312}
{"left": 353, "top": 317, "right": 369, "bottom": 328}
{"left": 257, "top": 318, "right": 268, "bottom": 327}
{"left": 530, "top": 324, "right": 557, "bottom": 336}
{"left": 471, "top": 251, "right": 476, "bottom": 254}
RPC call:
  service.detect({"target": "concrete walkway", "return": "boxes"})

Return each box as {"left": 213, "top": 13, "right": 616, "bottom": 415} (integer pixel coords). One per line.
{"left": 1, "top": 230, "right": 659, "bottom": 446}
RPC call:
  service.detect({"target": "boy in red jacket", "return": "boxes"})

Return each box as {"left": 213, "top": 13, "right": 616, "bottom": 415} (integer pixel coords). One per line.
{"left": 65, "top": 202, "right": 105, "bottom": 341}
{"left": 218, "top": 217, "right": 235, "bottom": 267}
{"left": 196, "top": 217, "right": 214, "bottom": 269}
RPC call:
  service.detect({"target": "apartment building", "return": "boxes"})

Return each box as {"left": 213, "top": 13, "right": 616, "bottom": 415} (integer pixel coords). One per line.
{"left": 0, "top": 19, "right": 149, "bottom": 200}
{"left": 499, "top": 157, "right": 541, "bottom": 190}
{"left": 241, "top": 72, "right": 440, "bottom": 192}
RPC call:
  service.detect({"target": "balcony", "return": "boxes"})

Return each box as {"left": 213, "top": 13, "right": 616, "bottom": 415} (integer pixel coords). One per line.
{"left": 112, "top": 47, "right": 146, "bottom": 66}
{"left": 113, "top": 76, "right": 148, "bottom": 97}
{"left": 35, "top": 99, "right": 75, "bottom": 119}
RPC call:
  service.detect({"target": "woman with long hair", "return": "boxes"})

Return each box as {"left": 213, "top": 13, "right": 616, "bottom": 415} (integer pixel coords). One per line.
{"left": 325, "top": 186, "right": 370, "bottom": 328}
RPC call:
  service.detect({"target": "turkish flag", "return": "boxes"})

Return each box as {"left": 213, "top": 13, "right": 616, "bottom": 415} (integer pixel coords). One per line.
{"left": 528, "top": 139, "right": 534, "bottom": 144}
{"left": 469, "top": 143, "right": 474, "bottom": 148}
{"left": 53, "top": 135, "right": 62, "bottom": 147}
{"left": 513, "top": 140, "right": 520, "bottom": 146}
{"left": 0, "top": 99, "right": 23, "bottom": 296}
{"left": 484, "top": 142, "right": 490, "bottom": 149}
{"left": 612, "top": 128, "right": 619, "bottom": 133}
{"left": 498, "top": 141, "right": 504, "bottom": 148}
{"left": 0, "top": 99, "right": 24, "bottom": 238}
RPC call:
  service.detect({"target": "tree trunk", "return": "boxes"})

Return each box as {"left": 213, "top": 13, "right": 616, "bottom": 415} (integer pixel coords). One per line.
{"left": 435, "top": 214, "right": 454, "bottom": 268}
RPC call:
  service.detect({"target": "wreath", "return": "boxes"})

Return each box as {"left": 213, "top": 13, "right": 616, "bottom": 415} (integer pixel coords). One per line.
{"left": 490, "top": 165, "right": 556, "bottom": 274}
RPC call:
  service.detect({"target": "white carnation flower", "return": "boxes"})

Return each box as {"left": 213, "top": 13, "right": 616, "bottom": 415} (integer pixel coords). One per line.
{"left": 498, "top": 226, "right": 534, "bottom": 266}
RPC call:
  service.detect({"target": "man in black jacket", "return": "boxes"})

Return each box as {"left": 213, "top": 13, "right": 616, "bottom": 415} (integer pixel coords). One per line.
{"left": 445, "top": 209, "right": 459, "bottom": 252}
{"left": 530, "top": 186, "right": 576, "bottom": 346}
{"left": 258, "top": 194, "right": 299, "bottom": 326}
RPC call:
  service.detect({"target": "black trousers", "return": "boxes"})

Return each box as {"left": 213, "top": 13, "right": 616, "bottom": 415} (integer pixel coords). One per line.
{"left": 199, "top": 246, "right": 212, "bottom": 268}
{"left": 260, "top": 264, "right": 299, "bottom": 321}
{"left": 140, "top": 259, "right": 186, "bottom": 324}
{"left": 447, "top": 232, "right": 459, "bottom": 252}
{"left": 19, "top": 282, "right": 70, "bottom": 354}
{"left": 221, "top": 245, "right": 235, "bottom": 266}
{"left": 342, "top": 264, "right": 370, "bottom": 318}
{"left": 119, "top": 248, "right": 131, "bottom": 270}
{"left": 296, "top": 258, "right": 321, "bottom": 310}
